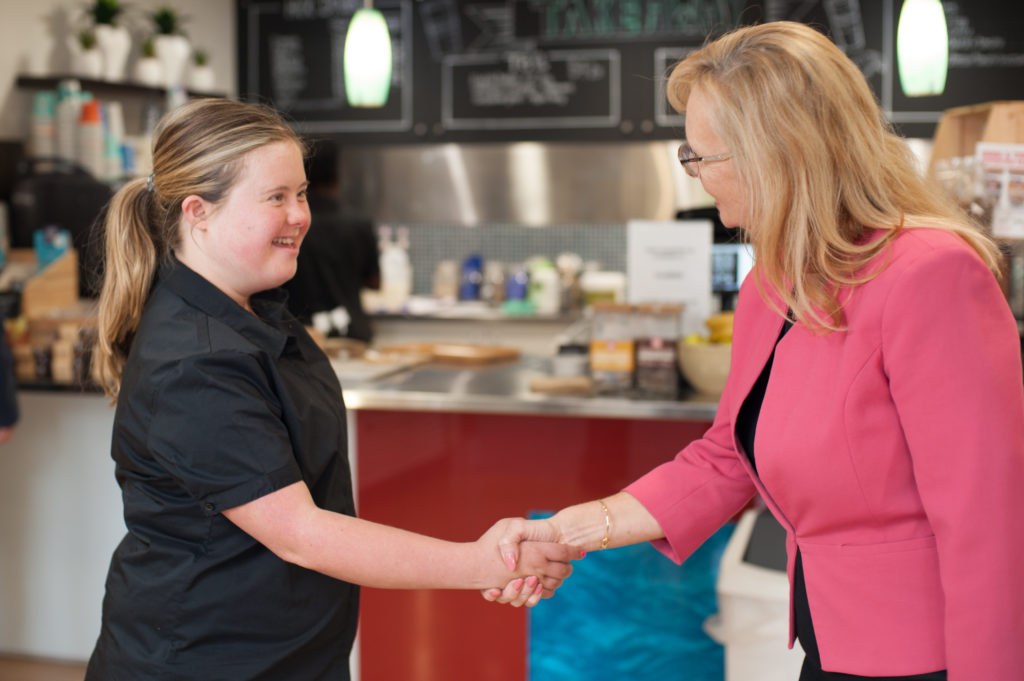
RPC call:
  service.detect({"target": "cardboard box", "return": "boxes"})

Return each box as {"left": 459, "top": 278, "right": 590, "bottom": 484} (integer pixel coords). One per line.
{"left": 928, "top": 101, "right": 1024, "bottom": 181}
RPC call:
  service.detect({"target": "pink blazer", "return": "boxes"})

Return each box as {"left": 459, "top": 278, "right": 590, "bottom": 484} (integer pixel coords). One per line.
{"left": 626, "top": 228, "right": 1024, "bottom": 679}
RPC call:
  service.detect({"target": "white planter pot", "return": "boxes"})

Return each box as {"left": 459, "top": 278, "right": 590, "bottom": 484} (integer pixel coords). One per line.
{"left": 134, "top": 56, "right": 164, "bottom": 87}
{"left": 188, "top": 64, "right": 216, "bottom": 92}
{"left": 70, "top": 42, "right": 104, "bottom": 80}
{"left": 94, "top": 24, "right": 132, "bottom": 82}
{"left": 153, "top": 34, "right": 191, "bottom": 88}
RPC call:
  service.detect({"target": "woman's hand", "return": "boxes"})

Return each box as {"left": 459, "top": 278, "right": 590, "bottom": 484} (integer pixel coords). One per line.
{"left": 474, "top": 517, "right": 577, "bottom": 607}
{"left": 481, "top": 542, "right": 584, "bottom": 607}
{"left": 483, "top": 539, "right": 579, "bottom": 608}
{"left": 485, "top": 516, "right": 563, "bottom": 571}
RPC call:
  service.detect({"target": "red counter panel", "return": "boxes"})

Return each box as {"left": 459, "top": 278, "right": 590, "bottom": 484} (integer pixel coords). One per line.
{"left": 355, "top": 409, "right": 712, "bottom": 681}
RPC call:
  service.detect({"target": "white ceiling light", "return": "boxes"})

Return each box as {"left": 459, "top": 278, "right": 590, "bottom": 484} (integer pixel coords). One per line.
{"left": 343, "top": 2, "right": 393, "bottom": 108}
{"left": 896, "top": 0, "right": 949, "bottom": 97}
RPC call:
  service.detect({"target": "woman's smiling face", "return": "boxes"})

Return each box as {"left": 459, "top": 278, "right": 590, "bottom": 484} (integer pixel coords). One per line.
{"left": 685, "top": 84, "right": 750, "bottom": 230}
{"left": 182, "top": 140, "right": 311, "bottom": 309}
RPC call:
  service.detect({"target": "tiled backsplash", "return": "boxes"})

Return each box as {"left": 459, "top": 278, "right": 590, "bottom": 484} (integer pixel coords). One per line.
{"left": 384, "top": 222, "right": 627, "bottom": 295}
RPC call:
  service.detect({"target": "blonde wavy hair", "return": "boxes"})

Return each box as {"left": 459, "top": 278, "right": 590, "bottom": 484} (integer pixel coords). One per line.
{"left": 94, "top": 98, "right": 304, "bottom": 399}
{"left": 667, "top": 21, "right": 1001, "bottom": 330}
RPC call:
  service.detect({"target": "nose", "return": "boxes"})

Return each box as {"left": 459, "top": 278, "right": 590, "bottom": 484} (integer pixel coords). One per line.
{"left": 289, "top": 199, "right": 311, "bottom": 228}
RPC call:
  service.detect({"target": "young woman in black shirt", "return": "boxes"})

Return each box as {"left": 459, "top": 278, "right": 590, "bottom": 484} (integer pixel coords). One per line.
{"left": 86, "top": 98, "right": 576, "bottom": 681}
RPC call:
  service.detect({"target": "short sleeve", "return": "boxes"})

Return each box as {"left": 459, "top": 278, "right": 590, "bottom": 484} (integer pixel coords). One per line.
{"left": 147, "top": 351, "right": 303, "bottom": 515}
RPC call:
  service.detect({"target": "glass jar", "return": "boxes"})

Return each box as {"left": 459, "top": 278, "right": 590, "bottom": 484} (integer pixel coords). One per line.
{"left": 589, "top": 302, "right": 635, "bottom": 395}
{"left": 633, "top": 304, "right": 683, "bottom": 399}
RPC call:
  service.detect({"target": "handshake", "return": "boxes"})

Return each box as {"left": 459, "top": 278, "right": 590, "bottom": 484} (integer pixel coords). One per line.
{"left": 472, "top": 496, "right": 627, "bottom": 608}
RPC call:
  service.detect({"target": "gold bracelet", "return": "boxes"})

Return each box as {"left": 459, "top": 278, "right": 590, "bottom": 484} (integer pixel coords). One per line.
{"left": 598, "top": 499, "right": 611, "bottom": 549}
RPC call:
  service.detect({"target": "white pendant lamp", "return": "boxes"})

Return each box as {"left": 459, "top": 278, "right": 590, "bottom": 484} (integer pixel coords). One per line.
{"left": 896, "top": 0, "right": 949, "bottom": 97}
{"left": 343, "top": 2, "right": 393, "bottom": 108}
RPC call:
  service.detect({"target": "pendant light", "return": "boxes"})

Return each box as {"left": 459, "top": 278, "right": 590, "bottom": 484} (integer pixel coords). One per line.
{"left": 343, "top": 1, "right": 393, "bottom": 107}
{"left": 896, "top": 0, "right": 949, "bottom": 97}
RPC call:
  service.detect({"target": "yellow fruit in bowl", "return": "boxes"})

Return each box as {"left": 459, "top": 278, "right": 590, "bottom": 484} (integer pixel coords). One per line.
{"left": 683, "top": 332, "right": 708, "bottom": 345}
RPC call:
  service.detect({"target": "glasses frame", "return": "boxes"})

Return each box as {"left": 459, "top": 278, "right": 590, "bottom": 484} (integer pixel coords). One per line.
{"left": 678, "top": 142, "right": 731, "bottom": 178}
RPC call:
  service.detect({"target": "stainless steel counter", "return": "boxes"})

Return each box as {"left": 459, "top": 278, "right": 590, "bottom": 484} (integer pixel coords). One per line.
{"left": 341, "top": 356, "right": 719, "bottom": 421}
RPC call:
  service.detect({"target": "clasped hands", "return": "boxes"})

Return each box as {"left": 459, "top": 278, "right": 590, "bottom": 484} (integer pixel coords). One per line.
{"left": 475, "top": 515, "right": 575, "bottom": 609}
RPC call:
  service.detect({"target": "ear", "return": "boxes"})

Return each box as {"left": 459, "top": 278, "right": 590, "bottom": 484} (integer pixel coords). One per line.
{"left": 181, "top": 195, "right": 210, "bottom": 229}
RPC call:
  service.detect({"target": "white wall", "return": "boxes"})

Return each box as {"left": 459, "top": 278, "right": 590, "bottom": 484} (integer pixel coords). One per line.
{"left": 0, "top": 392, "right": 122, "bottom": 662}
{"left": 0, "top": 0, "right": 237, "bottom": 141}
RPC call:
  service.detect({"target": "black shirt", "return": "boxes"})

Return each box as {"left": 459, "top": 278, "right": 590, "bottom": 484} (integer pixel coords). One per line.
{"left": 86, "top": 258, "right": 359, "bottom": 681}
{"left": 0, "top": 333, "right": 18, "bottom": 427}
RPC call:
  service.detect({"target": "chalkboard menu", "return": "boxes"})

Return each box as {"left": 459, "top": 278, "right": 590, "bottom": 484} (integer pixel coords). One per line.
{"left": 236, "top": 0, "right": 1024, "bottom": 142}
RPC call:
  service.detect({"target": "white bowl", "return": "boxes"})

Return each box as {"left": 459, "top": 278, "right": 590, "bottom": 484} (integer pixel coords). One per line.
{"left": 677, "top": 342, "right": 732, "bottom": 396}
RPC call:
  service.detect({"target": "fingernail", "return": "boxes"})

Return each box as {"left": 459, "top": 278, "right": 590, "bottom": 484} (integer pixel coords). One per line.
{"left": 512, "top": 578, "right": 524, "bottom": 590}
{"left": 504, "top": 553, "right": 517, "bottom": 571}
{"left": 580, "top": 551, "right": 586, "bottom": 558}
{"left": 526, "top": 575, "right": 538, "bottom": 587}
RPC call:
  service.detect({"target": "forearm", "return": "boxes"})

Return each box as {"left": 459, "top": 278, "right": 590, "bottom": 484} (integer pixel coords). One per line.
{"left": 225, "top": 481, "right": 526, "bottom": 590}
{"left": 289, "top": 510, "right": 502, "bottom": 590}
{"left": 550, "top": 491, "right": 663, "bottom": 551}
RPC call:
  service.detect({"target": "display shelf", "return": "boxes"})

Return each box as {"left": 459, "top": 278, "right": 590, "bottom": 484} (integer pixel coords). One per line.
{"left": 15, "top": 74, "right": 226, "bottom": 100}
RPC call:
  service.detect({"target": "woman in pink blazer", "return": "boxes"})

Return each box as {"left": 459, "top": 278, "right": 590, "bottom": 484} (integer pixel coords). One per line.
{"left": 489, "top": 22, "right": 1024, "bottom": 680}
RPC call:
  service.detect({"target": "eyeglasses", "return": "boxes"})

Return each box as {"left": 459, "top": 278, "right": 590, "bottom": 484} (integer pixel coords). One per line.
{"left": 678, "top": 141, "right": 731, "bottom": 178}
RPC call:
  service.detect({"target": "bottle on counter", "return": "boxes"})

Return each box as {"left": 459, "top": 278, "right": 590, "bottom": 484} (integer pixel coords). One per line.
{"left": 481, "top": 260, "right": 506, "bottom": 306}
{"left": 505, "top": 263, "right": 529, "bottom": 302}
{"left": 378, "top": 224, "right": 412, "bottom": 313}
{"left": 459, "top": 253, "right": 483, "bottom": 301}
{"left": 30, "top": 91, "right": 57, "bottom": 160}
{"left": 103, "top": 101, "right": 126, "bottom": 182}
{"left": 55, "top": 79, "right": 83, "bottom": 165}
{"left": 432, "top": 259, "right": 459, "bottom": 301}
{"left": 78, "top": 99, "right": 105, "bottom": 179}
{"left": 528, "top": 258, "right": 561, "bottom": 315}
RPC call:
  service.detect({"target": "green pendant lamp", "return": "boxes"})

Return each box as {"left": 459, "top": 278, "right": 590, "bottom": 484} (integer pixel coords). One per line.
{"left": 896, "top": 0, "right": 949, "bottom": 97}
{"left": 343, "top": 1, "right": 393, "bottom": 107}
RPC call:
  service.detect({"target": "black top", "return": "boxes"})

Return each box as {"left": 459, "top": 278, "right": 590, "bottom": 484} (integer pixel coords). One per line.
{"left": 0, "top": 334, "right": 18, "bottom": 427}
{"left": 735, "top": 319, "right": 946, "bottom": 681}
{"left": 283, "top": 196, "right": 380, "bottom": 343}
{"left": 86, "top": 259, "right": 359, "bottom": 681}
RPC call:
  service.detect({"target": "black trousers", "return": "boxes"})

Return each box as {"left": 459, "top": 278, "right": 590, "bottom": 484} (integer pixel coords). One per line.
{"left": 799, "top": 657, "right": 948, "bottom": 681}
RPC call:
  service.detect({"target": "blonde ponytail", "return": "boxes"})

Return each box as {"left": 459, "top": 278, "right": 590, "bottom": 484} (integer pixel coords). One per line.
{"left": 94, "top": 179, "right": 165, "bottom": 399}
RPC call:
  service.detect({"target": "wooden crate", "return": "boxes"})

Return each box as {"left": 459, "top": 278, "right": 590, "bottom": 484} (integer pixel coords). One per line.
{"left": 16, "top": 249, "right": 79, "bottom": 320}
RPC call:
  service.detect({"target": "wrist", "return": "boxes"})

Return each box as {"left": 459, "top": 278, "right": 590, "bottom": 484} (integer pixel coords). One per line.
{"left": 553, "top": 501, "right": 610, "bottom": 552}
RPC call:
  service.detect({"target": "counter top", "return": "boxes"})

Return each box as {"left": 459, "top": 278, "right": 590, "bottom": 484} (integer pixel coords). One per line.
{"left": 340, "top": 356, "right": 719, "bottom": 421}
{"left": 18, "top": 356, "right": 720, "bottom": 422}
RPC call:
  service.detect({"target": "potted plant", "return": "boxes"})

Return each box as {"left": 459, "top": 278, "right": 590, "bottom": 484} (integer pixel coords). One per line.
{"left": 71, "top": 29, "right": 103, "bottom": 79}
{"left": 87, "top": 0, "right": 131, "bottom": 81}
{"left": 151, "top": 6, "right": 191, "bottom": 88}
{"left": 188, "top": 48, "right": 216, "bottom": 92}
{"left": 134, "top": 36, "right": 163, "bottom": 87}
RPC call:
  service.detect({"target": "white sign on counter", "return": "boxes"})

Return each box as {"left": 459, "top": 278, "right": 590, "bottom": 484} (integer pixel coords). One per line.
{"left": 976, "top": 143, "right": 1024, "bottom": 239}
{"left": 626, "top": 219, "right": 713, "bottom": 336}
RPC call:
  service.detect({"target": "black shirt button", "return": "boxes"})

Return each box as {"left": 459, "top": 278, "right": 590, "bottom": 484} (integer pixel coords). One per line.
{"left": 204, "top": 503, "right": 215, "bottom": 512}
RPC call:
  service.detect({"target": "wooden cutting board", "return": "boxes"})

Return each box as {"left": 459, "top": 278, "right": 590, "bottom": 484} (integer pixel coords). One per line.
{"left": 377, "top": 342, "right": 521, "bottom": 365}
